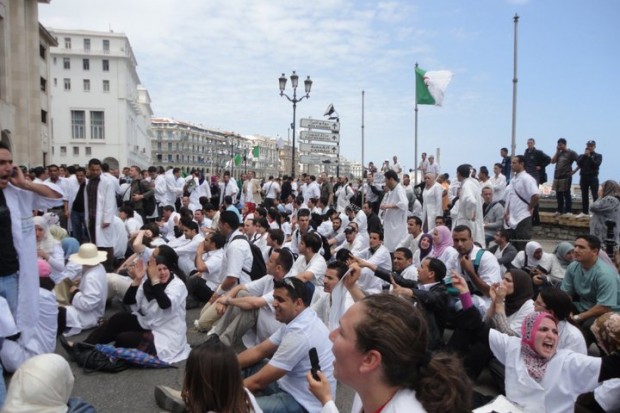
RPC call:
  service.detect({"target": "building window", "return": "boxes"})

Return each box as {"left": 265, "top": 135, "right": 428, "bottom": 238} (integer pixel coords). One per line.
{"left": 60, "top": 146, "right": 67, "bottom": 156}
{"left": 83, "top": 79, "right": 90, "bottom": 92}
{"left": 63, "top": 78, "right": 71, "bottom": 91}
{"left": 84, "top": 38, "right": 90, "bottom": 51}
{"left": 85, "top": 146, "right": 92, "bottom": 156}
{"left": 90, "top": 111, "right": 105, "bottom": 140}
{"left": 103, "top": 39, "right": 110, "bottom": 52}
{"left": 167, "top": 154, "right": 173, "bottom": 162}
{"left": 103, "top": 80, "right": 110, "bottom": 92}
{"left": 63, "top": 57, "right": 70, "bottom": 69}
{"left": 83, "top": 59, "right": 89, "bottom": 70}
{"left": 71, "top": 110, "right": 85, "bottom": 139}
{"left": 39, "top": 44, "right": 46, "bottom": 59}
{"left": 41, "top": 110, "right": 47, "bottom": 124}
{"left": 73, "top": 146, "right": 79, "bottom": 156}
{"left": 64, "top": 37, "right": 71, "bottom": 49}
{"left": 40, "top": 77, "right": 47, "bottom": 92}
{"left": 102, "top": 60, "right": 109, "bottom": 71}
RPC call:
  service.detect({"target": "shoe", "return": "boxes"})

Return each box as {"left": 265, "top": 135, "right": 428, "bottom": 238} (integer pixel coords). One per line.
{"left": 185, "top": 296, "right": 203, "bottom": 310}
{"left": 154, "top": 385, "right": 187, "bottom": 413}
{"left": 576, "top": 212, "right": 588, "bottom": 218}
{"left": 553, "top": 212, "right": 561, "bottom": 217}
{"left": 562, "top": 212, "right": 573, "bottom": 217}
{"left": 58, "top": 335, "right": 77, "bottom": 361}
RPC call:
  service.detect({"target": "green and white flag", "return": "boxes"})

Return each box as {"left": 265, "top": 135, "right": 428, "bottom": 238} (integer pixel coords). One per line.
{"left": 415, "top": 67, "right": 453, "bottom": 106}
{"left": 252, "top": 146, "right": 260, "bottom": 158}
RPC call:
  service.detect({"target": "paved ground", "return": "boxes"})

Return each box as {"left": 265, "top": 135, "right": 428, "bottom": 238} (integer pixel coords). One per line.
{"left": 13, "top": 238, "right": 569, "bottom": 412}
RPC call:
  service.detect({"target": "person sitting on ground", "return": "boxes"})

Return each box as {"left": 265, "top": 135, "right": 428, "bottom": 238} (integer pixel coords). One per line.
{"left": 155, "top": 338, "right": 263, "bottom": 413}
{"left": 57, "top": 243, "right": 108, "bottom": 337}
{"left": 34, "top": 216, "right": 65, "bottom": 284}
{"left": 488, "top": 228, "right": 518, "bottom": 274}
{"left": 239, "top": 277, "right": 336, "bottom": 413}
{"left": 307, "top": 293, "right": 472, "bottom": 413}
{"left": 430, "top": 224, "right": 456, "bottom": 263}
{"left": 512, "top": 241, "right": 565, "bottom": 290}
{"left": 412, "top": 233, "right": 433, "bottom": 269}
{"left": 311, "top": 260, "right": 354, "bottom": 331}
{"left": 552, "top": 241, "right": 574, "bottom": 271}
{"left": 449, "top": 272, "right": 620, "bottom": 413}
{"left": 589, "top": 180, "right": 620, "bottom": 246}
{"left": 389, "top": 257, "right": 451, "bottom": 350}
{"left": 185, "top": 231, "right": 226, "bottom": 309}
{"left": 0, "top": 259, "right": 57, "bottom": 373}
{"left": 2, "top": 354, "right": 95, "bottom": 413}
{"left": 62, "top": 248, "right": 190, "bottom": 363}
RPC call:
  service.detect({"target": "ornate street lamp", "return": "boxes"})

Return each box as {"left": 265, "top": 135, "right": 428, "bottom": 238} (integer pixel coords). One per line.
{"left": 279, "top": 71, "right": 312, "bottom": 177}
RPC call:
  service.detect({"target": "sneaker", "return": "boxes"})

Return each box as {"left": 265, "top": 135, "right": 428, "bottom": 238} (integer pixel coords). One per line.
{"left": 562, "top": 212, "right": 573, "bottom": 217}
{"left": 154, "top": 385, "right": 186, "bottom": 413}
{"left": 576, "top": 212, "right": 588, "bottom": 218}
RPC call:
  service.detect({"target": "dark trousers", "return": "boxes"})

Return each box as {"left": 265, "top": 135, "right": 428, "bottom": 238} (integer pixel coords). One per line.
{"left": 84, "top": 312, "right": 156, "bottom": 355}
{"left": 556, "top": 177, "right": 573, "bottom": 213}
{"left": 186, "top": 276, "right": 214, "bottom": 303}
{"left": 580, "top": 176, "right": 599, "bottom": 214}
{"left": 508, "top": 216, "right": 532, "bottom": 251}
{"left": 70, "top": 211, "right": 88, "bottom": 243}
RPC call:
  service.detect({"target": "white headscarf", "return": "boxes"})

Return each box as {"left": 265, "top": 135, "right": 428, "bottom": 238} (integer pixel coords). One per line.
{"left": 3, "top": 353, "right": 73, "bottom": 413}
{"left": 34, "top": 216, "right": 59, "bottom": 254}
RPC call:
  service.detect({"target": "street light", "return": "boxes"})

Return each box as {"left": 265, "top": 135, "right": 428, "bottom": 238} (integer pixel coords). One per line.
{"left": 279, "top": 71, "right": 312, "bottom": 177}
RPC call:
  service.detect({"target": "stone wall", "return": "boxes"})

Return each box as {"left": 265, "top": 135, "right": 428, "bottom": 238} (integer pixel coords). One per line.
{"left": 534, "top": 212, "right": 590, "bottom": 242}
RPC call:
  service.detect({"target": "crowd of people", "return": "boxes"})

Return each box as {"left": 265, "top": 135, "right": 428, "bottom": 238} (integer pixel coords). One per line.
{"left": 0, "top": 137, "right": 619, "bottom": 413}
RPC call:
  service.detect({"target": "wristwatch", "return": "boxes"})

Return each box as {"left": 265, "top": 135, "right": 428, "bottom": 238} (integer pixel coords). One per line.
{"left": 573, "top": 314, "right": 581, "bottom": 321}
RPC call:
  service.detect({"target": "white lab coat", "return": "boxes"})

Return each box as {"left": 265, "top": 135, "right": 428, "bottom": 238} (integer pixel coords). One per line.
{"left": 64, "top": 264, "right": 108, "bottom": 336}
{"left": 454, "top": 177, "right": 485, "bottom": 246}
{"left": 3, "top": 183, "right": 63, "bottom": 330}
{"left": 133, "top": 275, "right": 190, "bottom": 363}
{"left": 490, "top": 329, "right": 602, "bottom": 413}
{"left": 382, "top": 184, "right": 408, "bottom": 252}
{"left": 422, "top": 182, "right": 444, "bottom": 231}
{"left": 187, "top": 176, "right": 211, "bottom": 212}
{"left": 84, "top": 176, "right": 118, "bottom": 248}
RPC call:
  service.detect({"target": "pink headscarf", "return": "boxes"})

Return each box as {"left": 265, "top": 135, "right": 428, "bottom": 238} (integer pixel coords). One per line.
{"left": 520, "top": 311, "right": 558, "bottom": 381}
{"left": 431, "top": 226, "right": 453, "bottom": 259}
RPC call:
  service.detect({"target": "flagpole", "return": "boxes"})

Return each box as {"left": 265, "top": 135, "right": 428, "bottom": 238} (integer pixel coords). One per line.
{"left": 414, "top": 62, "right": 419, "bottom": 186}
{"left": 510, "top": 14, "right": 519, "bottom": 157}
{"left": 361, "top": 90, "right": 365, "bottom": 205}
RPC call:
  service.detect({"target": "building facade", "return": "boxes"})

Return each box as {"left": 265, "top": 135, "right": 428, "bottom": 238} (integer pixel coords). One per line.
{"left": 47, "top": 28, "right": 152, "bottom": 170}
{"left": 0, "top": 0, "right": 52, "bottom": 166}
{"left": 151, "top": 117, "right": 279, "bottom": 179}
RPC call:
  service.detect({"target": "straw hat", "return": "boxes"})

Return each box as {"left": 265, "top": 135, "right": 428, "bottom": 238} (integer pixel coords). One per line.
{"left": 69, "top": 243, "right": 107, "bottom": 266}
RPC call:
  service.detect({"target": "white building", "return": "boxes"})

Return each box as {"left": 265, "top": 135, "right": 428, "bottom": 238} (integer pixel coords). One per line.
{"left": 47, "top": 28, "right": 152, "bottom": 170}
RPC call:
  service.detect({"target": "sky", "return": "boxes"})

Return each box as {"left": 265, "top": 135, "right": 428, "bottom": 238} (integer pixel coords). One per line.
{"left": 40, "top": 0, "right": 619, "bottom": 181}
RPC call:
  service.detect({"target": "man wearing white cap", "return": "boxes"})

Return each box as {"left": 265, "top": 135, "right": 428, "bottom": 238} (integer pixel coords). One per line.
{"left": 58, "top": 243, "right": 108, "bottom": 336}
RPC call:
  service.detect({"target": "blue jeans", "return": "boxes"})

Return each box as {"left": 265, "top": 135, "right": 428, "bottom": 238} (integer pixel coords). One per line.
{"left": 0, "top": 355, "right": 5, "bottom": 408}
{"left": 243, "top": 361, "right": 308, "bottom": 413}
{"left": 0, "top": 273, "right": 19, "bottom": 315}
{"left": 71, "top": 211, "right": 88, "bottom": 243}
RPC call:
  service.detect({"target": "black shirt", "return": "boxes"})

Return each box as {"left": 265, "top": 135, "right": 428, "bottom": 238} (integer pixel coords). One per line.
{"left": 0, "top": 189, "right": 19, "bottom": 276}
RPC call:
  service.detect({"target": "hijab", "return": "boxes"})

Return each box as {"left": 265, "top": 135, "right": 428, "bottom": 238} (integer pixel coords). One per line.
{"left": 431, "top": 226, "right": 453, "bottom": 259}
{"left": 591, "top": 312, "right": 620, "bottom": 355}
{"left": 524, "top": 241, "right": 543, "bottom": 267}
{"left": 505, "top": 269, "right": 534, "bottom": 316}
{"left": 3, "top": 353, "right": 73, "bottom": 413}
{"left": 418, "top": 233, "right": 433, "bottom": 261}
{"left": 553, "top": 241, "right": 574, "bottom": 268}
{"left": 34, "top": 216, "right": 59, "bottom": 254}
{"left": 520, "top": 311, "right": 558, "bottom": 382}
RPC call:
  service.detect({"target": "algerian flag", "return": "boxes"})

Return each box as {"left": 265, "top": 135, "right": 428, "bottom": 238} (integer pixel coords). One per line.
{"left": 234, "top": 154, "right": 242, "bottom": 166}
{"left": 252, "top": 146, "right": 260, "bottom": 158}
{"left": 415, "top": 67, "right": 453, "bottom": 106}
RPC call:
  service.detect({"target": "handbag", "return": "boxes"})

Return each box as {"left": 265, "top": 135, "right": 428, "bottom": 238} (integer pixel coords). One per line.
{"left": 73, "top": 342, "right": 128, "bottom": 374}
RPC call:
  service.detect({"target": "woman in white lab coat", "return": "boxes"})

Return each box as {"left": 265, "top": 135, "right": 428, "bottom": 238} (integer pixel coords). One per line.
{"left": 34, "top": 216, "right": 65, "bottom": 284}
{"left": 421, "top": 173, "right": 444, "bottom": 232}
{"left": 76, "top": 247, "right": 190, "bottom": 363}
{"left": 450, "top": 273, "right": 620, "bottom": 413}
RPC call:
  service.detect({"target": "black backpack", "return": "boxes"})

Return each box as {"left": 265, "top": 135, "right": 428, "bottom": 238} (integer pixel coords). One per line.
{"left": 232, "top": 235, "right": 267, "bottom": 281}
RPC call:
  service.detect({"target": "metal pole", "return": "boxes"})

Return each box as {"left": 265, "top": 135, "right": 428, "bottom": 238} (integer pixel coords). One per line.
{"left": 336, "top": 117, "right": 341, "bottom": 177}
{"left": 414, "top": 63, "right": 419, "bottom": 185}
{"left": 291, "top": 98, "right": 297, "bottom": 178}
{"left": 361, "top": 90, "right": 365, "bottom": 205}
{"left": 511, "top": 14, "right": 519, "bottom": 157}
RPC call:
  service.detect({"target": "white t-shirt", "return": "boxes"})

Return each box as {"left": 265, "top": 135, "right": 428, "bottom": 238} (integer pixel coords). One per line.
{"left": 291, "top": 253, "right": 327, "bottom": 287}
{"left": 242, "top": 274, "right": 285, "bottom": 348}
{"left": 268, "top": 308, "right": 336, "bottom": 413}
{"left": 262, "top": 181, "right": 281, "bottom": 199}
{"left": 200, "top": 248, "right": 225, "bottom": 290}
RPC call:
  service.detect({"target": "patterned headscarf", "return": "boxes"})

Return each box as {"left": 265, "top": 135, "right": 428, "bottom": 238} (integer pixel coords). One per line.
{"left": 591, "top": 312, "right": 620, "bottom": 355}
{"left": 520, "top": 311, "right": 558, "bottom": 381}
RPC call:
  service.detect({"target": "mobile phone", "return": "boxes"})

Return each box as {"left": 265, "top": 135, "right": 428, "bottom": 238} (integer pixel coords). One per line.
{"left": 10, "top": 167, "right": 17, "bottom": 178}
{"left": 309, "top": 347, "right": 320, "bottom": 381}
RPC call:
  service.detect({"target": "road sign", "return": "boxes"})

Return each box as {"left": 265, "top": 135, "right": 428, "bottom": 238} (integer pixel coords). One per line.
{"left": 300, "top": 118, "right": 340, "bottom": 132}
{"left": 299, "top": 130, "right": 340, "bottom": 143}
{"left": 300, "top": 154, "right": 339, "bottom": 164}
{"left": 299, "top": 142, "right": 338, "bottom": 154}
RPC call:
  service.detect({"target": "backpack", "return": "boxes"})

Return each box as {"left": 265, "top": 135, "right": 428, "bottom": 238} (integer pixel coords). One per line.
{"left": 232, "top": 235, "right": 267, "bottom": 281}
{"left": 136, "top": 179, "right": 156, "bottom": 216}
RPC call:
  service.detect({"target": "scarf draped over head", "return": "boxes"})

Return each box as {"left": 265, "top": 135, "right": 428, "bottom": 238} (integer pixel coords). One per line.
{"left": 418, "top": 233, "right": 433, "bottom": 261}
{"left": 34, "top": 216, "right": 59, "bottom": 254}
{"left": 553, "top": 241, "right": 574, "bottom": 268}
{"left": 591, "top": 312, "right": 620, "bottom": 355}
{"left": 524, "top": 241, "right": 543, "bottom": 267}
{"left": 520, "top": 311, "right": 558, "bottom": 382}
{"left": 504, "top": 269, "right": 534, "bottom": 316}
{"left": 3, "top": 353, "right": 74, "bottom": 413}
{"left": 431, "top": 226, "right": 453, "bottom": 259}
